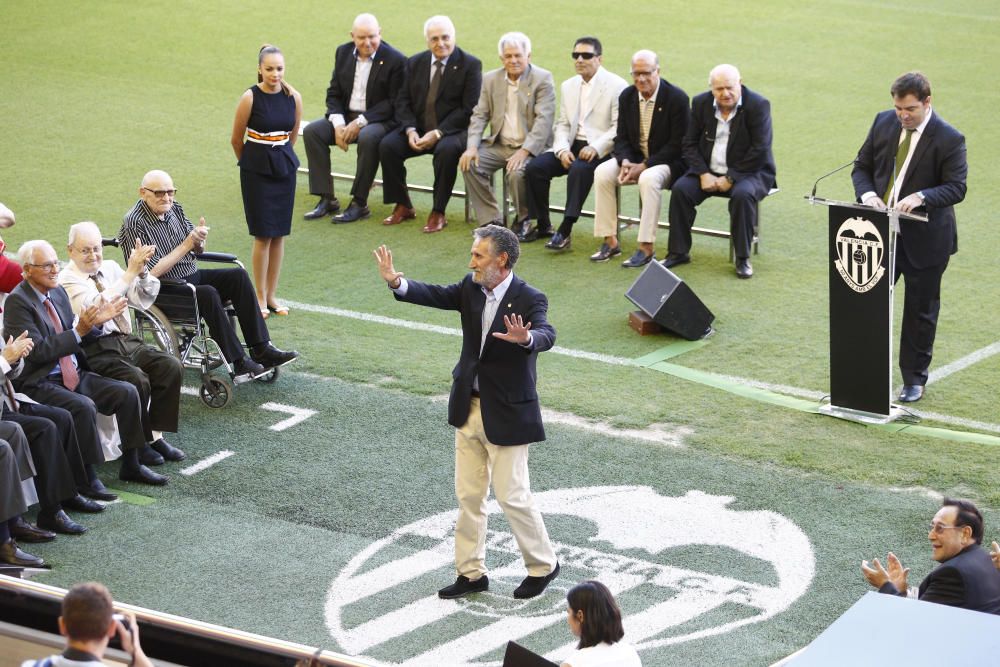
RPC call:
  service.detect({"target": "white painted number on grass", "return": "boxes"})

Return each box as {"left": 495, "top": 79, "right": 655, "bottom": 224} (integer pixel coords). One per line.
{"left": 260, "top": 402, "right": 317, "bottom": 431}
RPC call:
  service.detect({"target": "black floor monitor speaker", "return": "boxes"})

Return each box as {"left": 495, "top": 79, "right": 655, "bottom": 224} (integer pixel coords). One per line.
{"left": 625, "top": 261, "right": 714, "bottom": 340}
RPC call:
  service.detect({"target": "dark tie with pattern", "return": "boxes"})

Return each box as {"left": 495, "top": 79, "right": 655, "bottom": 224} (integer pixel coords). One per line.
{"left": 424, "top": 60, "right": 444, "bottom": 131}
{"left": 43, "top": 297, "right": 80, "bottom": 391}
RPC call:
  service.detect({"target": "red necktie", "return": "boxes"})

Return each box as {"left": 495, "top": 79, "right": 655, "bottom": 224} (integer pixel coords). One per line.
{"left": 43, "top": 298, "right": 80, "bottom": 391}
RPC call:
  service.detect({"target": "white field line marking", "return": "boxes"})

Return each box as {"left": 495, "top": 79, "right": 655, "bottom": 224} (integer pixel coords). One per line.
{"left": 181, "top": 386, "right": 199, "bottom": 396}
{"left": 180, "top": 450, "right": 235, "bottom": 476}
{"left": 928, "top": 341, "right": 1000, "bottom": 385}
{"left": 282, "top": 301, "right": 1000, "bottom": 435}
{"left": 260, "top": 402, "right": 317, "bottom": 431}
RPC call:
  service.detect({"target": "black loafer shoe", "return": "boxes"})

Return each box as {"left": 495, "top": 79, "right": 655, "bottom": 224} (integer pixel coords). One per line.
{"left": 0, "top": 540, "right": 47, "bottom": 567}
{"left": 513, "top": 562, "right": 560, "bottom": 599}
{"left": 303, "top": 196, "right": 341, "bottom": 220}
{"left": 234, "top": 356, "right": 266, "bottom": 378}
{"left": 151, "top": 438, "right": 186, "bottom": 462}
{"left": 438, "top": 574, "right": 489, "bottom": 599}
{"left": 37, "top": 510, "right": 87, "bottom": 535}
{"left": 79, "top": 480, "right": 117, "bottom": 502}
{"left": 332, "top": 202, "right": 370, "bottom": 223}
{"left": 63, "top": 494, "right": 104, "bottom": 513}
{"left": 735, "top": 258, "right": 754, "bottom": 279}
{"left": 589, "top": 243, "right": 621, "bottom": 262}
{"left": 120, "top": 464, "right": 169, "bottom": 486}
{"left": 519, "top": 222, "right": 552, "bottom": 243}
{"left": 898, "top": 384, "right": 924, "bottom": 403}
{"left": 661, "top": 252, "right": 691, "bottom": 268}
{"left": 545, "top": 232, "right": 571, "bottom": 251}
{"left": 622, "top": 249, "right": 654, "bottom": 268}
{"left": 139, "top": 445, "right": 165, "bottom": 466}
{"left": 250, "top": 344, "right": 300, "bottom": 369}
{"left": 10, "top": 517, "right": 56, "bottom": 543}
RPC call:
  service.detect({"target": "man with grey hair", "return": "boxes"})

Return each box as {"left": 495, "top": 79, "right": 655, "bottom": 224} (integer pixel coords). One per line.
{"left": 373, "top": 226, "right": 560, "bottom": 600}
{"left": 379, "top": 16, "right": 482, "bottom": 233}
{"left": 665, "top": 64, "right": 776, "bottom": 279}
{"left": 303, "top": 13, "right": 407, "bottom": 223}
{"left": 60, "top": 221, "right": 185, "bottom": 464}
{"left": 591, "top": 50, "right": 689, "bottom": 267}
{"left": 460, "top": 32, "right": 555, "bottom": 228}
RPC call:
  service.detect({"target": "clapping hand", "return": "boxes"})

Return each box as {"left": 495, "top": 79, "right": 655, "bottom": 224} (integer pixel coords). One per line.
{"left": 861, "top": 551, "right": 909, "bottom": 592}
{"left": 1, "top": 331, "right": 33, "bottom": 364}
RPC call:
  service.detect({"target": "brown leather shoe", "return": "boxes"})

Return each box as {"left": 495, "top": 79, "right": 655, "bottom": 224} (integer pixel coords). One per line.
{"left": 382, "top": 204, "right": 416, "bottom": 226}
{"left": 422, "top": 211, "right": 448, "bottom": 233}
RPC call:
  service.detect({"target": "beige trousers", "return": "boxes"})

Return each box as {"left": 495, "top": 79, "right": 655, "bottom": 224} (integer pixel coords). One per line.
{"left": 593, "top": 159, "right": 672, "bottom": 242}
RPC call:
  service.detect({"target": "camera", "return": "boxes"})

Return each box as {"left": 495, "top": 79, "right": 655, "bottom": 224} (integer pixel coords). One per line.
{"left": 112, "top": 613, "right": 131, "bottom": 632}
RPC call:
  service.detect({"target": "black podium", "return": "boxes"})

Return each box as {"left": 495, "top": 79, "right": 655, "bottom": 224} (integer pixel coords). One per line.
{"left": 807, "top": 197, "right": 926, "bottom": 422}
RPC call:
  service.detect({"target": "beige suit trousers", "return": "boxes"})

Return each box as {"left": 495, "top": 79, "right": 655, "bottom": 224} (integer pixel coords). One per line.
{"left": 593, "top": 159, "right": 671, "bottom": 242}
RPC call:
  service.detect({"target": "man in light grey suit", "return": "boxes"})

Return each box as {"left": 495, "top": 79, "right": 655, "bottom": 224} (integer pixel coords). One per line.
{"left": 521, "top": 37, "right": 627, "bottom": 249}
{"left": 459, "top": 32, "right": 555, "bottom": 228}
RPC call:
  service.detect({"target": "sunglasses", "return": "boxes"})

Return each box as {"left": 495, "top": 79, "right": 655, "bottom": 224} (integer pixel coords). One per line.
{"left": 571, "top": 52, "right": 597, "bottom": 60}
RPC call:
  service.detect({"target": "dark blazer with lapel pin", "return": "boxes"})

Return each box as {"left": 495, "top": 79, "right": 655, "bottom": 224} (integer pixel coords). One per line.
{"left": 395, "top": 274, "right": 555, "bottom": 446}
{"left": 682, "top": 85, "right": 776, "bottom": 196}
{"left": 396, "top": 47, "right": 482, "bottom": 136}
{"left": 3, "top": 282, "right": 95, "bottom": 390}
{"left": 852, "top": 109, "right": 967, "bottom": 269}
{"left": 613, "top": 78, "right": 689, "bottom": 185}
{"left": 324, "top": 40, "right": 407, "bottom": 126}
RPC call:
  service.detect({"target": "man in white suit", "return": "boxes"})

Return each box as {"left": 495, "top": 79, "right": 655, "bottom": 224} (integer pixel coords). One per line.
{"left": 521, "top": 37, "right": 627, "bottom": 250}
{"left": 459, "top": 32, "right": 555, "bottom": 228}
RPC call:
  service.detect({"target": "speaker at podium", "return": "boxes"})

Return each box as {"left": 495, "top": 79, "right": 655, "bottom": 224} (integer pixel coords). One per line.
{"left": 625, "top": 261, "right": 715, "bottom": 340}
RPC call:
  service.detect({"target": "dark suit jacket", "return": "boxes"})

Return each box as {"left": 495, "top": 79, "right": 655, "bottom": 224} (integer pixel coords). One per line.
{"left": 324, "top": 40, "right": 407, "bottom": 126}
{"left": 395, "top": 274, "right": 555, "bottom": 446}
{"left": 396, "top": 47, "right": 482, "bottom": 136}
{"left": 880, "top": 545, "right": 1000, "bottom": 614}
{"left": 682, "top": 86, "right": 776, "bottom": 194}
{"left": 613, "top": 79, "right": 689, "bottom": 184}
{"left": 851, "top": 109, "right": 967, "bottom": 269}
{"left": 3, "top": 282, "right": 96, "bottom": 390}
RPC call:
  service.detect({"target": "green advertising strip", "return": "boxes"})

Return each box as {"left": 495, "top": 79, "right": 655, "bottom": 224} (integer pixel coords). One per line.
{"left": 104, "top": 489, "right": 157, "bottom": 506}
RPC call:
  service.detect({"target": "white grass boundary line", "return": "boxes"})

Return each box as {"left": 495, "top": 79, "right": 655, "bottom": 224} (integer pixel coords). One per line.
{"left": 260, "top": 402, "right": 317, "bottom": 431}
{"left": 180, "top": 450, "right": 235, "bottom": 476}
{"left": 928, "top": 341, "right": 1000, "bottom": 385}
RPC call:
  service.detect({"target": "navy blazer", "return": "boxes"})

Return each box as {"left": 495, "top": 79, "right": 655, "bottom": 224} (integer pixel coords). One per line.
{"left": 682, "top": 86, "right": 776, "bottom": 194}
{"left": 852, "top": 109, "right": 967, "bottom": 269}
{"left": 396, "top": 47, "right": 482, "bottom": 136}
{"left": 396, "top": 274, "right": 555, "bottom": 446}
{"left": 880, "top": 545, "right": 1000, "bottom": 615}
{"left": 323, "top": 40, "right": 407, "bottom": 125}
{"left": 3, "top": 282, "right": 96, "bottom": 390}
{"left": 612, "top": 79, "right": 689, "bottom": 183}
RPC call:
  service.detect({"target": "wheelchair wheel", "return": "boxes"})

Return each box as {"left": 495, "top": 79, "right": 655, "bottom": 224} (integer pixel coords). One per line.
{"left": 255, "top": 366, "right": 279, "bottom": 384}
{"left": 134, "top": 305, "right": 181, "bottom": 360}
{"left": 200, "top": 375, "right": 233, "bottom": 408}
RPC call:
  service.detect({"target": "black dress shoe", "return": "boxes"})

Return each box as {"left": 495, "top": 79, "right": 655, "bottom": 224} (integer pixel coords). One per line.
{"left": 120, "top": 464, "right": 169, "bottom": 486}
{"left": 250, "top": 344, "right": 300, "bottom": 369}
{"left": 589, "top": 243, "right": 621, "bottom": 262}
{"left": 234, "top": 356, "right": 266, "bottom": 377}
{"left": 661, "top": 252, "right": 691, "bottom": 268}
{"left": 735, "top": 258, "right": 754, "bottom": 279}
{"left": 63, "top": 494, "right": 104, "bottom": 513}
{"left": 513, "top": 562, "right": 560, "bottom": 599}
{"left": 332, "top": 201, "right": 370, "bottom": 223}
{"left": 0, "top": 540, "right": 47, "bottom": 567}
{"left": 438, "top": 574, "right": 489, "bottom": 599}
{"left": 622, "top": 249, "right": 654, "bottom": 268}
{"left": 898, "top": 384, "right": 924, "bottom": 403}
{"left": 151, "top": 438, "right": 186, "bottom": 462}
{"left": 80, "top": 480, "right": 117, "bottom": 502}
{"left": 10, "top": 517, "right": 56, "bottom": 543}
{"left": 139, "top": 445, "right": 165, "bottom": 466}
{"left": 545, "top": 232, "right": 571, "bottom": 251}
{"left": 518, "top": 222, "right": 553, "bottom": 243}
{"left": 303, "top": 196, "right": 341, "bottom": 220}
{"left": 37, "top": 510, "right": 87, "bottom": 535}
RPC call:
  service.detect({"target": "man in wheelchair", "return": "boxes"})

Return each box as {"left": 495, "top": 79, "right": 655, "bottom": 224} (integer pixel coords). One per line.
{"left": 119, "top": 170, "right": 299, "bottom": 377}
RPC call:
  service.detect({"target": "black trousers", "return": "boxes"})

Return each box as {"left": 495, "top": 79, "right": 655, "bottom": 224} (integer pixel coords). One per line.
{"left": 303, "top": 114, "right": 389, "bottom": 204}
{"left": 524, "top": 140, "right": 608, "bottom": 228}
{"left": 174, "top": 268, "right": 270, "bottom": 363}
{"left": 0, "top": 440, "right": 27, "bottom": 523}
{"left": 379, "top": 128, "right": 466, "bottom": 213}
{"left": 895, "top": 242, "right": 948, "bottom": 386}
{"left": 667, "top": 173, "right": 767, "bottom": 259}
{"left": 4, "top": 404, "right": 83, "bottom": 507}
{"left": 83, "top": 334, "right": 184, "bottom": 435}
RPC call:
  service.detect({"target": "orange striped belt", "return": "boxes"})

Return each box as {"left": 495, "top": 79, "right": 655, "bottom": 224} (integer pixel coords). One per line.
{"left": 247, "top": 129, "right": 290, "bottom": 146}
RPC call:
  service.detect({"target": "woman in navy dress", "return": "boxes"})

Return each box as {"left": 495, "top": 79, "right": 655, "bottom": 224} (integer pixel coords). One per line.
{"left": 230, "top": 44, "right": 302, "bottom": 317}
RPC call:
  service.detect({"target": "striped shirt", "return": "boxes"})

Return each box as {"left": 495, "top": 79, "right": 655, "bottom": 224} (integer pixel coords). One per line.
{"left": 119, "top": 200, "right": 196, "bottom": 282}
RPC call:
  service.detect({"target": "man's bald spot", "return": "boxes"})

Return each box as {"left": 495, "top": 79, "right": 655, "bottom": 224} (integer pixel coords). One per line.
{"left": 709, "top": 63, "right": 741, "bottom": 85}
{"left": 632, "top": 50, "right": 659, "bottom": 68}
{"left": 141, "top": 169, "right": 172, "bottom": 188}
{"left": 353, "top": 12, "right": 379, "bottom": 33}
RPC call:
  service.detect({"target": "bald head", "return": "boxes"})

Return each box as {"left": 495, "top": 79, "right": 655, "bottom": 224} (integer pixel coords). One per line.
{"left": 630, "top": 50, "right": 660, "bottom": 98}
{"left": 0, "top": 202, "right": 14, "bottom": 229}
{"left": 351, "top": 13, "right": 381, "bottom": 59}
{"left": 141, "top": 169, "right": 171, "bottom": 189}
{"left": 709, "top": 64, "right": 742, "bottom": 115}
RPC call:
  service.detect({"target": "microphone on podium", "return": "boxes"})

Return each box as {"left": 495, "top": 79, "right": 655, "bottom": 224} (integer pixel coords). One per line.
{"left": 810, "top": 157, "right": 859, "bottom": 200}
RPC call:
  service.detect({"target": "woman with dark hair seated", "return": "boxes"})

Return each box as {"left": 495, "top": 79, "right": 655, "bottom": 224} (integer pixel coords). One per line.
{"left": 561, "top": 580, "right": 642, "bottom": 666}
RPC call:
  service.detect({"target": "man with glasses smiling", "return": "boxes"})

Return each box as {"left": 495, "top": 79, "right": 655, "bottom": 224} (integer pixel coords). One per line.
{"left": 861, "top": 498, "right": 1000, "bottom": 613}
{"left": 521, "top": 37, "right": 627, "bottom": 249}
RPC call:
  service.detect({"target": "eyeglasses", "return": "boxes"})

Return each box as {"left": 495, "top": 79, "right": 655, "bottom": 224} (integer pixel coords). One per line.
{"left": 142, "top": 187, "right": 177, "bottom": 199}
{"left": 72, "top": 246, "right": 102, "bottom": 256}
{"left": 571, "top": 51, "right": 597, "bottom": 60}
{"left": 929, "top": 522, "right": 964, "bottom": 534}
{"left": 631, "top": 70, "right": 656, "bottom": 78}
{"left": 27, "top": 261, "right": 60, "bottom": 272}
